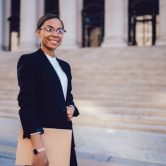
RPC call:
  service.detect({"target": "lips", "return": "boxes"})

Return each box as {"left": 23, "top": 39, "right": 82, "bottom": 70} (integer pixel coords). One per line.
{"left": 49, "top": 39, "right": 60, "bottom": 46}
{"left": 50, "top": 40, "right": 58, "bottom": 45}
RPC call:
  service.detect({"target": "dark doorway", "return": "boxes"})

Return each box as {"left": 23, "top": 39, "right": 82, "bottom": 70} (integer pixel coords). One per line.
{"left": 82, "top": 0, "right": 104, "bottom": 47}
{"left": 128, "top": 0, "right": 159, "bottom": 46}
{"left": 8, "top": 0, "right": 20, "bottom": 51}
{"left": 45, "top": 0, "right": 59, "bottom": 15}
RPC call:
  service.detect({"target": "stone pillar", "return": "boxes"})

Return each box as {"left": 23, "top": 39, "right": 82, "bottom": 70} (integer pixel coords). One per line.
{"left": 0, "top": 0, "right": 3, "bottom": 51}
{"left": 102, "top": 0, "right": 127, "bottom": 47}
{"left": 124, "top": 0, "right": 128, "bottom": 43}
{"left": 36, "top": 0, "right": 44, "bottom": 47}
{"left": 20, "top": 0, "right": 37, "bottom": 50}
{"left": 36, "top": 0, "right": 44, "bottom": 20}
{"left": 2, "top": 0, "right": 10, "bottom": 51}
{"left": 156, "top": 0, "right": 166, "bottom": 46}
{"left": 76, "top": 0, "right": 83, "bottom": 47}
{"left": 59, "top": 0, "right": 78, "bottom": 48}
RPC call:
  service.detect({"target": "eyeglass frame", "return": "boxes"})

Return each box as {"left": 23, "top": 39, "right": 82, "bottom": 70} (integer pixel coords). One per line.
{"left": 38, "top": 25, "right": 66, "bottom": 35}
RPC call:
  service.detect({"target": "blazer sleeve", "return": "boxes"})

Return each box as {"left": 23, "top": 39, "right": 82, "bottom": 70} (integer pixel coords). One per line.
{"left": 66, "top": 64, "right": 79, "bottom": 117}
{"left": 17, "top": 55, "right": 44, "bottom": 138}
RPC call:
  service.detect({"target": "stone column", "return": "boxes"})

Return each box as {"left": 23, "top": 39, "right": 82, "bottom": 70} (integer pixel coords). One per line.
{"left": 2, "top": 0, "right": 10, "bottom": 51}
{"left": 59, "top": 0, "right": 78, "bottom": 48}
{"left": 36, "top": 0, "right": 44, "bottom": 20}
{"left": 76, "top": 0, "right": 83, "bottom": 47}
{"left": 0, "top": 0, "right": 3, "bottom": 51}
{"left": 36, "top": 0, "right": 44, "bottom": 47}
{"left": 102, "top": 0, "right": 127, "bottom": 47}
{"left": 124, "top": 0, "right": 128, "bottom": 43}
{"left": 156, "top": 0, "right": 166, "bottom": 46}
{"left": 20, "top": 0, "right": 37, "bottom": 50}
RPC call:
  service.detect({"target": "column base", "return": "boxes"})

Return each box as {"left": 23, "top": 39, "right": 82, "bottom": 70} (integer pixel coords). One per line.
{"left": 156, "top": 37, "right": 166, "bottom": 46}
{"left": 102, "top": 37, "right": 127, "bottom": 47}
{"left": 19, "top": 42, "right": 38, "bottom": 52}
{"left": 2, "top": 45, "right": 9, "bottom": 51}
{"left": 0, "top": 47, "right": 4, "bottom": 52}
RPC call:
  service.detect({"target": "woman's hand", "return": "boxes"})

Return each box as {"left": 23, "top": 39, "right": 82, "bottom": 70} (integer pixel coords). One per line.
{"left": 32, "top": 151, "right": 49, "bottom": 166}
{"left": 30, "top": 133, "right": 49, "bottom": 166}
{"left": 67, "top": 105, "right": 75, "bottom": 121}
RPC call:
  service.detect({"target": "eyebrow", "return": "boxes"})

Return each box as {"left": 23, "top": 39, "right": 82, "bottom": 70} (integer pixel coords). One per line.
{"left": 45, "top": 25, "right": 63, "bottom": 29}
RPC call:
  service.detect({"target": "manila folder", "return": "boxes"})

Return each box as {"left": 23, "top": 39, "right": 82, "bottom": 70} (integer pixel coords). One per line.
{"left": 15, "top": 128, "right": 72, "bottom": 166}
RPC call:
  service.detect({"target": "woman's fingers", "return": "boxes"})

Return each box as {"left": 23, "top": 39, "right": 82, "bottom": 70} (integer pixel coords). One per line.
{"left": 67, "top": 106, "right": 74, "bottom": 120}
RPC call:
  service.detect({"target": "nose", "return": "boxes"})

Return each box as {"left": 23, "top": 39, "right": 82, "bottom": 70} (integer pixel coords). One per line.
{"left": 51, "top": 31, "right": 59, "bottom": 36}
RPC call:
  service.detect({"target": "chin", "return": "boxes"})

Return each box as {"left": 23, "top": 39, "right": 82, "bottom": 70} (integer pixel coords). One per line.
{"left": 48, "top": 45, "right": 58, "bottom": 50}
{"left": 51, "top": 43, "right": 61, "bottom": 49}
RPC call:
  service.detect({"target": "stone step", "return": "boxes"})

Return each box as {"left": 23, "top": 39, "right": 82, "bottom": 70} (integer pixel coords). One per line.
{"left": 1, "top": 47, "right": 166, "bottom": 134}
{"left": 76, "top": 100, "right": 166, "bottom": 110}
{"left": 1, "top": 85, "right": 165, "bottom": 93}
{"left": 3, "top": 78, "right": 166, "bottom": 84}
{"left": 0, "top": 91, "right": 164, "bottom": 100}
{"left": 1, "top": 82, "right": 166, "bottom": 89}
{"left": 1, "top": 84, "right": 165, "bottom": 90}
{"left": 1, "top": 72, "right": 166, "bottom": 78}
{"left": 1, "top": 65, "right": 166, "bottom": 71}
{"left": 75, "top": 119, "right": 166, "bottom": 134}
{"left": 1, "top": 99, "right": 166, "bottom": 112}
{"left": 1, "top": 74, "right": 166, "bottom": 82}
{"left": 1, "top": 100, "right": 166, "bottom": 118}
{"left": 71, "top": 65, "right": 166, "bottom": 70}
{"left": 76, "top": 105, "right": 166, "bottom": 117}
{"left": 1, "top": 101, "right": 166, "bottom": 117}
{"left": 76, "top": 110, "right": 166, "bottom": 125}
{"left": 78, "top": 157, "right": 166, "bottom": 166}
{"left": 0, "top": 102, "right": 166, "bottom": 118}
{"left": 1, "top": 95, "right": 166, "bottom": 111}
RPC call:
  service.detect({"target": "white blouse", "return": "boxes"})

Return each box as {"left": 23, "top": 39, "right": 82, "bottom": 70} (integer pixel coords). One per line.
{"left": 45, "top": 54, "right": 68, "bottom": 100}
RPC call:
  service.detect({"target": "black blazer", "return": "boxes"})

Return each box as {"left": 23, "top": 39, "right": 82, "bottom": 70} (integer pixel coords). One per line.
{"left": 17, "top": 49, "right": 79, "bottom": 138}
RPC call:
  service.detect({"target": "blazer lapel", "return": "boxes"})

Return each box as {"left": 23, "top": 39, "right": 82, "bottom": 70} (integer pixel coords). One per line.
{"left": 38, "top": 49, "right": 66, "bottom": 102}
{"left": 57, "top": 59, "right": 69, "bottom": 78}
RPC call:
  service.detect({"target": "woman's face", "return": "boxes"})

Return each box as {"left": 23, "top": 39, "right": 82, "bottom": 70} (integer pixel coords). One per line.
{"left": 37, "top": 18, "right": 64, "bottom": 54}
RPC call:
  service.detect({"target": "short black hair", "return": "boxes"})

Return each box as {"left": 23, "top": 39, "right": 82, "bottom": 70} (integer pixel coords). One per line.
{"left": 37, "top": 13, "right": 64, "bottom": 29}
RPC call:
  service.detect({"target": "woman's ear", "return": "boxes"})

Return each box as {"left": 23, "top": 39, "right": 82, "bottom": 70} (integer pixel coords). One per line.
{"left": 35, "top": 29, "right": 40, "bottom": 38}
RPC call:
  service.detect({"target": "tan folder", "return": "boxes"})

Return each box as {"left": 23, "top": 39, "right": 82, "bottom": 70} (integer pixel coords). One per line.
{"left": 15, "top": 128, "right": 72, "bottom": 166}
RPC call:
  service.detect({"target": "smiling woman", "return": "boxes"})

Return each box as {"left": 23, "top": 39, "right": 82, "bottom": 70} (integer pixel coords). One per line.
{"left": 36, "top": 14, "right": 66, "bottom": 56}
{"left": 17, "top": 14, "right": 79, "bottom": 166}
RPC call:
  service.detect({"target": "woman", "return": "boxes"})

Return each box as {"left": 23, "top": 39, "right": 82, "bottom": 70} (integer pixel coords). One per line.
{"left": 17, "top": 14, "right": 79, "bottom": 166}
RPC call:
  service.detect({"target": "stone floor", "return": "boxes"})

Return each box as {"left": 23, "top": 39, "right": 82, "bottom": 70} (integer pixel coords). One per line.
{"left": 0, "top": 116, "right": 166, "bottom": 166}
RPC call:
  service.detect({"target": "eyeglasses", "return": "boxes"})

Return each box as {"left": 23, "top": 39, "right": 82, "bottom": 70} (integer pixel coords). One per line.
{"left": 39, "top": 26, "right": 66, "bottom": 35}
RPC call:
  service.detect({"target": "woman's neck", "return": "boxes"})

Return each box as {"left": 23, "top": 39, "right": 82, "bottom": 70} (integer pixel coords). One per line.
{"left": 41, "top": 47, "right": 56, "bottom": 57}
